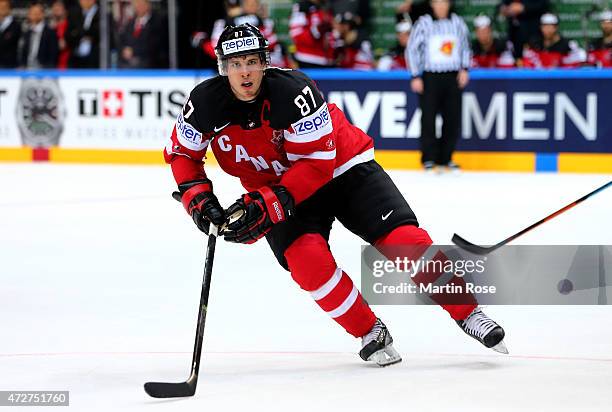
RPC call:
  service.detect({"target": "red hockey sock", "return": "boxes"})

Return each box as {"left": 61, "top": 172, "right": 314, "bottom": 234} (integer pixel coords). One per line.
{"left": 285, "top": 234, "right": 377, "bottom": 337}
{"left": 375, "top": 225, "right": 477, "bottom": 321}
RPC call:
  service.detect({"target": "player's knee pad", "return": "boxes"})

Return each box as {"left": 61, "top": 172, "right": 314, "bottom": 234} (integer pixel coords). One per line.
{"left": 284, "top": 233, "right": 337, "bottom": 291}
{"left": 374, "top": 224, "right": 433, "bottom": 247}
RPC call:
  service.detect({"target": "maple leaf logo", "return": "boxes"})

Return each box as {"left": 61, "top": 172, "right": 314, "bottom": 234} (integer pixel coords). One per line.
{"left": 440, "top": 41, "right": 454, "bottom": 55}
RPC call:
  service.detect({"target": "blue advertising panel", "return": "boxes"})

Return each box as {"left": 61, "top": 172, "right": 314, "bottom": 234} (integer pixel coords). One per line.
{"left": 308, "top": 70, "right": 612, "bottom": 154}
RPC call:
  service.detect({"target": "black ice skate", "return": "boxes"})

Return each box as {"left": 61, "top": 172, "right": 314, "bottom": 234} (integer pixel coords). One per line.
{"left": 359, "top": 319, "right": 402, "bottom": 367}
{"left": 456, "top": 307, "right": 508, "bottom": 354}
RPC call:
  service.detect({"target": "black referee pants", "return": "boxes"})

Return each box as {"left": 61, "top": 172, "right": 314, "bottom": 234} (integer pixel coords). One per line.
{"left": 419, "top": 71, "right": 462, "bottom": 166}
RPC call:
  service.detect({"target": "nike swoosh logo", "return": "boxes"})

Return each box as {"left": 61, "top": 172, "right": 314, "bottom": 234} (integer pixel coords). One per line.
{"left": 214, "top": 122, "right": 230, "bottom": 133}
{"left": 382, "top": 210, "right": 394, "bottom": 221}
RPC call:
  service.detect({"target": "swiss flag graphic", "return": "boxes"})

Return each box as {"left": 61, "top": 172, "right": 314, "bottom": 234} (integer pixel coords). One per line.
{"left": 102, "top": 90, "right": 124, "bottom": 118}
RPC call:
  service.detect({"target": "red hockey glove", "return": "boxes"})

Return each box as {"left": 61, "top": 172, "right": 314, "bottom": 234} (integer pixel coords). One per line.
{"left": 173, "top": 179, "right": 226, "bottom": 234}
{"left": 222, "top": 186, "right": 294, "bottom": 244}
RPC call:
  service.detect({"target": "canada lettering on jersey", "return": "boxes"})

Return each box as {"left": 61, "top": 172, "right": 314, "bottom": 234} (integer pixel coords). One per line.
{"left": 164, "top": 68, "right": 375, "bottom": 204}
{"left": 216, "top": 133, "right": 290, "bottom": 176}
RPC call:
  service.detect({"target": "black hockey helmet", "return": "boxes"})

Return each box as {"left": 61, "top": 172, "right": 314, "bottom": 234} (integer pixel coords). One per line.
{"left": 215, "top": 23, "right": 270, "bottom": 75}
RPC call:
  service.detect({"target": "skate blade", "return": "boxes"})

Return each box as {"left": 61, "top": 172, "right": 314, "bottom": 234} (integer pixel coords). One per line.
{"left": 491, "top": 340, "right": 509, "bottom": 354}
{"left": 367, "top": 345, "right": 402, "bottom": 367}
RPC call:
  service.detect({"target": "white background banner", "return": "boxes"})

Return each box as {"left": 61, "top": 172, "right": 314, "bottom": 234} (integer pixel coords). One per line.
{"left": 0, "top": 75, "right": 203, "bottom": 150}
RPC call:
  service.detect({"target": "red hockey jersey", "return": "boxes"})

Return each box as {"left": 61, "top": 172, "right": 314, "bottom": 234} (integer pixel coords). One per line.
{"left": 587, "top": 37, "right": 612, "bottom": 68}
{"left": 522, "top": 37, "right": 586, "bottom": 68}
{"left": 289, "top": 1, "right": 335, "bottom": 66}
{"left": 471, "top": 38, "right": 515, "bottom": 68}
{"left": 164, "top": 69, "right": 374, "bottom": 205}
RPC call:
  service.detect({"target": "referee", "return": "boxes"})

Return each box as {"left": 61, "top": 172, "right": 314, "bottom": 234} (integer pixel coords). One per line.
{"left": 407, "top": 0, "right": 471, "bottom": 172}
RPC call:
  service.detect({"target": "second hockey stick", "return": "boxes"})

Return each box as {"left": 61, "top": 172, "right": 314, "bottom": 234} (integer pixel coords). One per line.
{"left": 452, "top": 180, "right": 611, "bottom": 255}
{"left": 144, "top": 225, "right": 218, "bottom": 398}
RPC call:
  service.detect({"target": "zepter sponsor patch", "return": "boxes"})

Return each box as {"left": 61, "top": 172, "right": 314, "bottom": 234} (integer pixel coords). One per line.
{"left": 175, "top": 112, "right": 207, "bottom": 151}
{"left": 287, "top": 104, "right": 333, "bottom": 143}
{"left": 221, "top": 36, "right": 261, "bottom": 55}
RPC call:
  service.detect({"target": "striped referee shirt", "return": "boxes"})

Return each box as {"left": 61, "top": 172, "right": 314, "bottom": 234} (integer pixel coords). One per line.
{"left": 407, "top": 13, "right": 471, "bottom": 77}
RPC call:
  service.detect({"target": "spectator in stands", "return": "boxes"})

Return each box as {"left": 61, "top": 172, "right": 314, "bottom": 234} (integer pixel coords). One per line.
{"left": 50, "top": 0, "right": 70, "bottom": 69}
{"left": 587, "top": 10, "right": 611, "bottom": 68}
{"left": 522, "top": 13, "right": 586, "bottom": 68}
{"left": 499, "top": 0, "right": 549, "bottom": 59}
{"left": 199, "top": 0, "right": 241, "bottom": 61}
{"left": 471, "top": 15, "right": 515, "bottom": 68}
{"left": 201, "top": 0, "right": 293, "bottom": 68}
{"left": 0, "top": 0, "right": 21, "bottom": 68}
{"left": 328, "top": 0, "right": 371, "bottom": 33}
{"left": 396, "top": 0, "right": 431, "bottom": 23}
{"left": 289, "top": 0, "right": 336, "bottom": 67}
{"left": 333, "top": 11, "right": 374, "bottom": 69}
{"left": 243, "top": 0, "right": 295, "bottom": 67}
{"left": 377, "top": 16, "right": 411, "bottom": 71}
{"left": 408, "top": 0, "right": 471, "bottom": 172}
{"left": 66, "top": 0, "right": 99, "bottom": 68}
{"left": 18, "top": 2, "right": 59, "bottom": 69}
{"left": 118, "top": 0, "right": 166, "bottom": 68}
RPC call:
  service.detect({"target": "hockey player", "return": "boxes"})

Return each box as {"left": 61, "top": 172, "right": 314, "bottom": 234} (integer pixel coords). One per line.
{"left": 587, "top": 10, "right": 612, "bottom": 68}
{"left": 164, "top": 23, "right": 508, "bottom": 366}
{"left": 198, "top": 0, "right": 291, "bottom": 68}
{"left": 471, "top": 15, "right": 515, "bottom": 68}
{"left": 522, "top": 13, "right": 586, "bottom": 68}
{"left": 377, "top": 17, "right": 412, "bottom": 71}
{"left": 288, "top": 0, "right": 335, "bottom": 67}
{"left": 333, "top": 12, "right": 374, "bottom": 69}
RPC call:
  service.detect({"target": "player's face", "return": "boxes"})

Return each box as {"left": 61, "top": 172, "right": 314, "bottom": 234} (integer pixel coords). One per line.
{"left": 397, "top": 31, "right": 410, "bottom": 48}
{"left": 602, "top": 21, "right": 612, "bottom": 36}
{"left": 226, "top": 55, "right": 265, "bottom": 102}
{"left": 476, "top": 26, "right": 492, "bottom": 45}
{"left": 541, "top": 24, "right": 557, "bottom": 40}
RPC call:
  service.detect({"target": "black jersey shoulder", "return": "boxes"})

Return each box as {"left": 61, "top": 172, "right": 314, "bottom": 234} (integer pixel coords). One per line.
{"left": 263, "top": 68, "right": 326, "bottom": 129}
{"left": 186, "top": 75, "right": 234, "bottom": 133}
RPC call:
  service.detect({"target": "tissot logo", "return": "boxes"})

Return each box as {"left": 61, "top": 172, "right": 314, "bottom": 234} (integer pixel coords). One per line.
{"left": 77, "top": 89, "right": 185, "bottom": 118}
{"left": 78, "top": 89, "right": 123, "bottom": 117}
{"left": 102, "top": 90, "right": 124, "bottom": 118}
{"left": 78, "top": 89, "right": 98, "bottom": 116}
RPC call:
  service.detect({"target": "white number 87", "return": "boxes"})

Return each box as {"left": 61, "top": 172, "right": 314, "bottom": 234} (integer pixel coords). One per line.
{"left": 293, "top": 86, "right": 317, "bottom": 116}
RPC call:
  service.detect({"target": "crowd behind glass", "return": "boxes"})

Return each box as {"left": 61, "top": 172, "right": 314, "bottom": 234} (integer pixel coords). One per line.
{"left": 0, "top": 0, "right": 610, "bottom": 70}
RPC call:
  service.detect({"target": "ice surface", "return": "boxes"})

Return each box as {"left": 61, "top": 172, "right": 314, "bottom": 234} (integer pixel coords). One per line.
{"left": 0, "top": 163, "right": 611, "bottom": 411}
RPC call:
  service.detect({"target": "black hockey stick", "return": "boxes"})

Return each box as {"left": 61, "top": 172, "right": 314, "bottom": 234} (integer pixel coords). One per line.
{"left": 452, "top": 180, "right": 612, "bottom": 255}
{"left": 144, "top": 225, "right": 218, "bottom": 398}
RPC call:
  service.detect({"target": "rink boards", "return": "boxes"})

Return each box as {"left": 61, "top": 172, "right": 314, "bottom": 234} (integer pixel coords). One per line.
{"left": 0, "top": 69, "right": 610, "bottom": 173}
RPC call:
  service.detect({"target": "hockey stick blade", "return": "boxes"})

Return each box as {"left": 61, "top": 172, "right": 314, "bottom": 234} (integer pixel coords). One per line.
{"left": 144, "top": 381, "right": 195, "bottom": 398}
{"left": 452, "top": 180, "right": 611, "bottom": 255}
{"left": 451, "top": 233, "right": 500, "bottom": 255}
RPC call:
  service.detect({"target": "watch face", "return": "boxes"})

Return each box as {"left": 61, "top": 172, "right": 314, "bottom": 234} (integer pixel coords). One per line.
{"left": 16, "top": 78, "right": 65, "bottom": 148}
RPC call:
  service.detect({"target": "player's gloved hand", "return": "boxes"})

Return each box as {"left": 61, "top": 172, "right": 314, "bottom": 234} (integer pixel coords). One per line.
{"left": 222, "top": 186, "right": 294, "bottom": 244}
{"left": 173, "top": 179, "right": 226, "bottom": 234}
